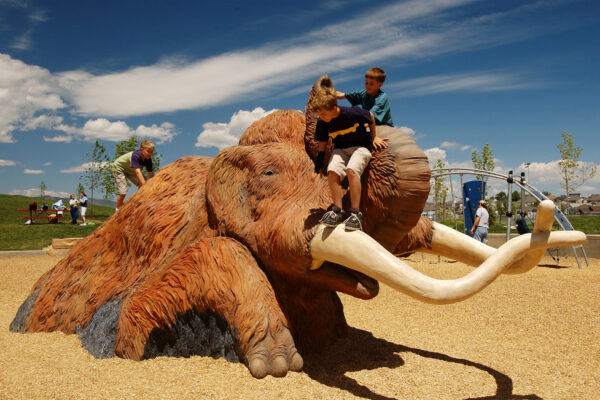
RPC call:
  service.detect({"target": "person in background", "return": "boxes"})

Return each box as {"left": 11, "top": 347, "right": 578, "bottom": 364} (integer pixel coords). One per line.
{"left": 111, "top": 140, "right": 155, "bottom": 211}
{"left": 69, "top": 194, "right": 80, "bottom": 225}
{"left": 79, "top": 191, "right": 88, "bottom": 226}
{"left": 470, "top": 200, "right": 490, "bottom": 243}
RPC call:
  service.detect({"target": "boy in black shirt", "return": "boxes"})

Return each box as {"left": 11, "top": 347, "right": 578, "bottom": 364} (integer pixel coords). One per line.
{"left": 312, "top": 89, "right": 388, "bottom": 230}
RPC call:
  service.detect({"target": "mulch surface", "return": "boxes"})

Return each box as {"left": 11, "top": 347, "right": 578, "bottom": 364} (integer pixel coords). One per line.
{"left": 1, "top": 253, "right": 599, "bottom": 399}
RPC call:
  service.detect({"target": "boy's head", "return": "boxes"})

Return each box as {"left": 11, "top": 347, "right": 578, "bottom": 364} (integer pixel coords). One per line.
{"left": 140, "top": 140, "right": 155, "bottom": 160}
{"left": 365, "top": 67, "right": 386, "bottom": 97}
{"left": 311, "top": 89, "right": 339, "bottom": 122}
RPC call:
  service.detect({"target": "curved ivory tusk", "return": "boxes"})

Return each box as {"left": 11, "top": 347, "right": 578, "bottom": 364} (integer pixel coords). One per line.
{"left": 423, "top": 200, "right": 561, "bottom": 274}
{"left": 309, "top": 224, "right": 586, "bottom": 304}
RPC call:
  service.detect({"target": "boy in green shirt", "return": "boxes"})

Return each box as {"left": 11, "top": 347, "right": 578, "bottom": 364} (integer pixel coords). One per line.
{"left": 112, "top": 140, "right": 155, "bottom": 210}
{"left": 337, "top": 67, "right": 394, "bottom": 127}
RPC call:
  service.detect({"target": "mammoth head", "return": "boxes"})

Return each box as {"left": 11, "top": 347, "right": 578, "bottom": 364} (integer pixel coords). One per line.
{"left": 205, "top": 141, "right": 381, "bottom": 299}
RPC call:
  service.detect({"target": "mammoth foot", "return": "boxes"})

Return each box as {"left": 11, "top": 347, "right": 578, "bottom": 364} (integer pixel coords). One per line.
{"left": 245, "top": 324, "right": 303, "bottom": 378}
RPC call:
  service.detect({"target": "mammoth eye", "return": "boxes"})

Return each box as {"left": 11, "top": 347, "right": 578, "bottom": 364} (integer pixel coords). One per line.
{"left": 263, "top": 170, "right": 276, "bottom": 176}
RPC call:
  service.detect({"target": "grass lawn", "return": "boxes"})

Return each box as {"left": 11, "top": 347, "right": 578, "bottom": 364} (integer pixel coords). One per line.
{"left": 1, "top": 194, "right": 597, "bottom": 251}
{"left": 0, "top": 194, "right": 114, "bottom": 251}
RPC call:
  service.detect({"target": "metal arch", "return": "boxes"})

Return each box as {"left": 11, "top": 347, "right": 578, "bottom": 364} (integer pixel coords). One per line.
{"left": 430, "top": 167, "right": 589, "bottom": 268}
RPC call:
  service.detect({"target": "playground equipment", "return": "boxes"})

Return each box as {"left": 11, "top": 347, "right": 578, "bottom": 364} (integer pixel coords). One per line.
{"left": 431, "top": 167, "right": 589, "bottom": 268}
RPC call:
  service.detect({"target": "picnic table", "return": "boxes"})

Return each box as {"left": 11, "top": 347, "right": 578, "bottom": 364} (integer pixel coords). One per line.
{"left": 17, "top": 208, "right": 70, "bottom": 223}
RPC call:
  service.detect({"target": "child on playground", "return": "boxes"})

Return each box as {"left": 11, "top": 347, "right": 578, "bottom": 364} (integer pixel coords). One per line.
{"left": 336, "top": 67, "right": 394, "bottom": 127}
{"left": 111, "top": 140, "right": 155, "bottom": 210}
{"left": 312, "top": 88, "right": 388, "bottom": 231}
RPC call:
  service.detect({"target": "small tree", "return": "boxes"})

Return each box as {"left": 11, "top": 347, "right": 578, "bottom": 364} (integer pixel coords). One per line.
{"left": 39, "top": 181, "right": 47, "bottom": 198}
{"left": 557, "top": 131, "right": 597, "bottom": 214}
{"left": 76, "top": 180, "right": 84, "bottom": 195}
{"left": 471, "top": 143, "right": 494, "bottom": 197}
{"left": 84, "top": 140, "right": 109, "bottom": 215}
{"left": 433, "top": 159, "right": 448, "bottom": 221}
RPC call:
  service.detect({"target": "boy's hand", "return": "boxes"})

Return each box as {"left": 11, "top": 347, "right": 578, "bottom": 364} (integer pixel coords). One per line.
{"left": 372, "top": 136, "right": 389, "bottom": 151}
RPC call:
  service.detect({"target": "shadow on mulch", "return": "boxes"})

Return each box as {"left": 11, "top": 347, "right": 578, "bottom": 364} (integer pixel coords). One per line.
{"left": 303, "top": 327, "right": 542, "bottom": 400}
{"left": 537, "top": 264, "right": 568, "bottom": 269}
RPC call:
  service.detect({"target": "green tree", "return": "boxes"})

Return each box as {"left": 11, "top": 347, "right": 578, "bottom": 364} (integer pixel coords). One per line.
{"left": 471, "top": 143, "right": 495, "bottom": 196}
{"left": 102, "top": 136, "right": 162, "bottom": 200}
{"left": 433, "top": 159, "right": 448, "bottom": 220}
{"left": 557, "top": 131, "right": 597, "bottom": 214}
{"left": 76, "top": 181, "right": 85, "bottom": 197}
{"left": 84, "top": 140, "right": 109, "bottom": 215}
{"left": 511, "top": 190, "right": 521, "bottom": 202}
{"left": 39, "top": 181, "right": 47, "bottom": 198}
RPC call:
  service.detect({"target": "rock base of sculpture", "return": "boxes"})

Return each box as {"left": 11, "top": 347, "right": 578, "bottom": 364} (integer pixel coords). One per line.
{"left": 142, "top": 309, "right": 241, "bottom": 363}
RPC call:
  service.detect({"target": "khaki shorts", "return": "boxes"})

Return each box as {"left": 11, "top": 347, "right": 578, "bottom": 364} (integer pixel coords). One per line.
{"left": 113, "top": 170, "right": 142, "bottom": 195}
{"left": 327, "top": 146, "right": 372, "bottom": 180}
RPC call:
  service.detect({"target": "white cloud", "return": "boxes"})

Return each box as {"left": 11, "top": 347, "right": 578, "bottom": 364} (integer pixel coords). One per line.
{"left": 54, "top": 118, "right": 176, "bottom": 143}
{"left": 460, "top": 145, "right": 472, "bottom": 151}
{"left": 441, "top": 141, "right": 458, "bottom": 149}
{"left": 195, "top": 107, "right": 276, "bottom": 150}
{"left": 43, "top": 135, "right": 72, "bottom": 143}
{"left": 0, "top": 159, "right": 17, "bottom": 166}
{"left": 424, "top": 147, "right": 447, "bottom": 165}
{"left": 60, "top": 161, "right": 110, "bottom": 174}
{"left": 388, "top": 71, "right": 542, "bottom": 97}
{"left": 53, "top": 0, "right": 550, "bottom": 117}
{"left": 22, "top": 115, "right": 63, "bottom": 130}
{"left": 0, "top": 54, "right": 66, "bottom": 143}
{"left": 24, "top": 168, "right": 43, "bottom": 174}
{"left": 9, "top": 188, "right": 70, "bottom": 198}
{"left": 43, "top": 162, "right": 52, "bottom": 166}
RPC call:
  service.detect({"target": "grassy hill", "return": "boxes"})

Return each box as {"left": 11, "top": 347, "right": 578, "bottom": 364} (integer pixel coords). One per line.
{"left": 0, "top": 194, "right": 114, "bottom": 251}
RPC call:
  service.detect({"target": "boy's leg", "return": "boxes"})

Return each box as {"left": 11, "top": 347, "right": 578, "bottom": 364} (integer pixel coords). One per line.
{"left": 327, "top": 171, "right": 343, "bottom": 209}
{"left": 345, "top": 147, "right": 372, "bottom": 211}
{"left": 344, "top": 147, "right": 371, "bottom": 231}
{"left": 320, "top": 150, "right": 348, "bottom": 226}
{"left": 113, "top": 170, "right": 129, "bottom": 209}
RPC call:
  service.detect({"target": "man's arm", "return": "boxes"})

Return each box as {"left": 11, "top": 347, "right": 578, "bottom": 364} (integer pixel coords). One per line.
{"left": 369, "top": 111, "right": 388, "bottom": 151}
{"left": 470, "top": 215, "right": 481, "bottom": 234}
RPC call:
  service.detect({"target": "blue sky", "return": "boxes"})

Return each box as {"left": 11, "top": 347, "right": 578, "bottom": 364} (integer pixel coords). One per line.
{"left": 1, "top": 0, "right": 599, "bottom": 201}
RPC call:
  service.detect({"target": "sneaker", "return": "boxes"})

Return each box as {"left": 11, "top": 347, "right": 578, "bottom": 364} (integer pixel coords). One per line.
{"left": 344, "top": 211, "right": 363, "bottom": 231}
{"left": 80, "top": 223, "right": 87, "bottom": 226}
{"left": 320, "top": 209, "right": 346, "bottom": 227}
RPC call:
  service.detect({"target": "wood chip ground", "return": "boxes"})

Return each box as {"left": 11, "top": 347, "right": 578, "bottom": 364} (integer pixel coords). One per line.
{"left": 1, "top": 254, "right": 599, "bottom": 399}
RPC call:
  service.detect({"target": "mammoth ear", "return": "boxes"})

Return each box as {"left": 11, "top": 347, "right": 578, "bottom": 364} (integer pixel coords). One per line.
{"left": 206, "top": 147, "right": 253, "bottom": 235}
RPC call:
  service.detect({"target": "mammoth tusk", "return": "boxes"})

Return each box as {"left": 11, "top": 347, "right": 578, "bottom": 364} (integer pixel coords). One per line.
{"left": 309, "top": 224, "right": 586, "bottom": 304}
{"left": 423, "top": 200, "right": 562, "bottom": 274}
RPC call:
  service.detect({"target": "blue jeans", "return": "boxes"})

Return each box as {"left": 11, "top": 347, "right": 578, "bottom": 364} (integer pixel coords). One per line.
{"left": 70, "top": 206, "right": 79, "bottom": 224}
{"left": 473, "top": 227, "right": 488, "bottom": 244}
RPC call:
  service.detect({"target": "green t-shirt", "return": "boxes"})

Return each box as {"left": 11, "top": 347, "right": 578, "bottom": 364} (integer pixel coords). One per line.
{"left": 112, "top": 151, "right": 153, "bottom": 175}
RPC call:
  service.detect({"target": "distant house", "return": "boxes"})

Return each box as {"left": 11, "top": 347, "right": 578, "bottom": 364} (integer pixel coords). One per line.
{"left": 585, "top": 194, "right": 600, "bottom": 204}
{"left": 422, "top": 203, "right": 435, "bottom": 219}
{"left": 574, "top": 204, "right": 600, "bottom": 216}
{"left": 564, "top": 193, "right": 582, "bottom": 203}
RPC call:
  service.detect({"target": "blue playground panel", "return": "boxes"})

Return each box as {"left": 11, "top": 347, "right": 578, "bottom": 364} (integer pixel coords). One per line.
{"left": 463, "top": 180, "right": 486, "bottom": 236}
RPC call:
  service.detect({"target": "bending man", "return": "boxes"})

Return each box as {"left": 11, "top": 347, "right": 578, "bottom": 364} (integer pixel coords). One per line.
{"left": 112, "top": 140, "right": 155, "bottom": 210}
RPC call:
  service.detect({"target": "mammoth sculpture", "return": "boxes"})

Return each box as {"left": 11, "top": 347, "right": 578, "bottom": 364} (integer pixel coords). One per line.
{"left": 11, "top": 76, "right": 586, "bottom": 378}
